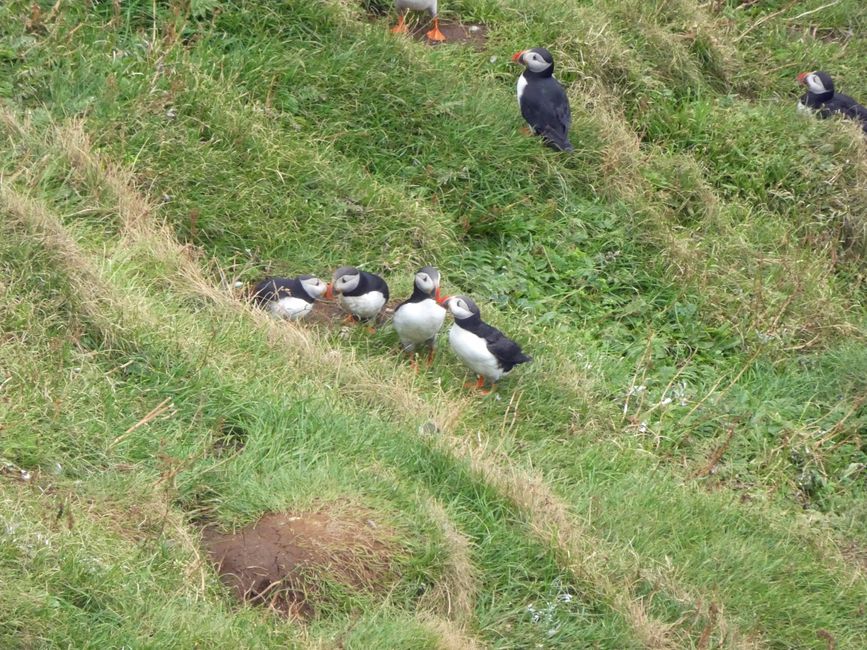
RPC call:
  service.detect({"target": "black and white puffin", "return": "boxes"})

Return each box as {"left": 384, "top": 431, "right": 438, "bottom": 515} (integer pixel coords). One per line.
{"left": 325, "top": 266, "right": 390, "bottom": 327}
{"left": 391, "top": 0, "right": 445, "bottom": 42}
{"left": 393, "top": 266, "right": 446, "bottom": 368}
{"left": 797, "top": 70, "right": 867, "bottom": 133}
{"left": 512, "top": 48, "right": 573, "bottom": 152}
{"left": 250, "top": 275, "right": 327, "bottom": 320}
{"left": 439, "top": 295, "right": 531, "bottom": 393}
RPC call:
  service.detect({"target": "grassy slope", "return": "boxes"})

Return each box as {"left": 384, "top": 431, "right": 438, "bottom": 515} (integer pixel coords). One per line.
{"left": 1, "top": 0, "right": 865, "bottom": 648}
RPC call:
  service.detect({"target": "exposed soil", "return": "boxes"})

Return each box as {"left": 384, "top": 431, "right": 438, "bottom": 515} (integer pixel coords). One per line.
{"left": 362, "top": 4, "right": 488, "bottom": 49}
{"left": 404, "top": 20, "right": 488, "bottom": 49}
{"left": 203, "top": 508, "right": 396, "bottom": 618}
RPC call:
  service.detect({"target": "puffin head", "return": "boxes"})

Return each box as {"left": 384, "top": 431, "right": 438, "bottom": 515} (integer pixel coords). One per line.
{"left": 414, "top": 266, "right": 441, "bottom": 301}
{"left": 797, "top": 70, "right": 834, "bottom": 97}
{"left": 325, "top": 266, "right": 360, "bottom": 299}
{"left": 297, "top": 274, "right": 328, "bottom": 300}
{"left": 440, "top": 295, "right": 480, "bottom": 321}
{"left": 512, "top": 48, "right": 555, "bottom": 75}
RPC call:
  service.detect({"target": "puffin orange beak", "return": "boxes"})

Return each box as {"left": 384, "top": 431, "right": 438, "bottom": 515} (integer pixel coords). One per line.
{"left": 434, "top": 286, "right": 441, "bottom": 301}
{"left": 797, "top": 71, "right": 810, "bottom": 84}
{"left": 437, "top": 294, "right": 450, "bottom": 306}
{"left": 324, "top": 283, "right": 334, "bottom": 300}
{"left": 512, "top": 51, "right": 525, "bottom": 64}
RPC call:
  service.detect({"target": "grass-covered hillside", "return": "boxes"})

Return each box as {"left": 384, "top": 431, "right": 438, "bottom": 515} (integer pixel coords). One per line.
{"left": 1, "top": 1, "right": 866, "bottom": 647}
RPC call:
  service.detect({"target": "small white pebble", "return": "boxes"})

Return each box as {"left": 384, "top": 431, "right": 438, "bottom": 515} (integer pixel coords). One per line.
{"left": 233, "top": 281, "right": 244, "bottom": 289}
{"left": 20, "top": 470, "right": 31, "bottom": 481}
{"left": 469, "top": 25, "right": 481, "bottom": 33}
{"left": 161, "top": 194, "right": 172, "bottom": 203}
{"left": 660, "top": 397, "right": 672, "bottom": 406}
{"left": 489, "top": 55, "right": 498, "bottom": 64}
{"left": 165, "top": 107, "right": 177, "bottom": 119}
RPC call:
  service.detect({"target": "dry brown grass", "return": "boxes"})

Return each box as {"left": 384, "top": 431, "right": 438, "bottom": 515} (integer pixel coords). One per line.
{"left": 417, "top": 498, "right": 479, "bottom": 627}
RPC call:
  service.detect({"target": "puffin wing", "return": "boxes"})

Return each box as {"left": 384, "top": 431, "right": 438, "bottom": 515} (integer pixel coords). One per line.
{"left": 521, "top": 78, "right": 573, "bottom": 151}
{"left": 252, "top": 277, "right": 298, "bottom": 305}
{"left": 480, "top": 323, "right": 532, "bottom": 372}
{"left": 362, "top": 272, "right": 390, "bottom": 303}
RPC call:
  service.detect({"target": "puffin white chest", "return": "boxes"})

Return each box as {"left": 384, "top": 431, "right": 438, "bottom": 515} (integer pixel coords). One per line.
{"left": 516, "top": 74, "right": 528, "bottom": 104}
{"left": 339, "top": 291, "right": 386, "bottom": 320}
{"left": 448, "top": 324, "right": 504, "bottom": 382}
{"left": 396, "top": 0, "right": 437, "bottom": 14}
{"left": 269, "top": 297, "right": 313, "bottom": 321}
{"left": 393, "top": 299, "right": 446, "bottom": 349}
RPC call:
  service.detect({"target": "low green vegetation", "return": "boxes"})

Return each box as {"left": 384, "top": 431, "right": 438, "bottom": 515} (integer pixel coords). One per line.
{"left": 1, "top": 1, "right": 865, "bottom": 648}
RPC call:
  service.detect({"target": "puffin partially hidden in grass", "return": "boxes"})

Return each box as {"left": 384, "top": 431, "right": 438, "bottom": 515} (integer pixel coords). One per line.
{"left": 326, "top": 266, "right": 390, "bottom": 329}
{"left": 439, "top": 295, "right": 531, "bottom": 393}
{"left": 393, "top": 266, "right": 446, "bottom": 369}
{"left": 513, "top": 48, "right": 574, "bottom": 152}
{"left": 251, "top": 275, "right": 328, "bottom": 320}
{"left": 797, "top": 70, "right": 867, "bottom": 133}
{"left": 391, "top": 0, "right": 445, "bottom": 43}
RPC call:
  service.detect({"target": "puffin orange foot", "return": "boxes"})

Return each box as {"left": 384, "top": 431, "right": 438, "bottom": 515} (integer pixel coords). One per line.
{"left": 391, "top": 16, "right": 408, "bottom": 34}
{"left": 366, "top": 325, "right": 377, "bottom": 334}
{"left": 426, "top": 18, "right": 446, "bottom": 42}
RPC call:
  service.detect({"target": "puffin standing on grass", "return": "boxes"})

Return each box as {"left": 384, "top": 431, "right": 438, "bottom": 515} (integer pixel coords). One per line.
{"left": 513, "top": 48, "right": 574, "bottom": 152}
{"left": 250, "top": 275, "right": 328, "bottom": 321}
{"left": 326, "top": 266, "right": 390, "bottom": 330}
{"left": 439, "top": 295, "right": 531, "bottom": 394}
{"left": 391, "top": 0, "right": 446, "bottom": 42}
{"left": 797, "top": 70, "right": 867, "bottom": 133}
{"left": 393, "top": 266, "right": 446, "bottom": 369}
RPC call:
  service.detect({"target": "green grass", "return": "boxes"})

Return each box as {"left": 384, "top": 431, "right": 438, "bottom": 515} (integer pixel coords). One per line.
{"left": 1, "top": 0, "right": 866, "bottom": 648}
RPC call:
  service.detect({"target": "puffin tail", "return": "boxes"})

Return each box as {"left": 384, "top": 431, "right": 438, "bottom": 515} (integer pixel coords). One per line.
{"left": 542, "top": 128, "right": 574, "bottom": 153}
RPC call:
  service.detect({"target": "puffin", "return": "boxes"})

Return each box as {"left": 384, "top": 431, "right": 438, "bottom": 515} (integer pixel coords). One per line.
{"left": 512, "top": 48, "right": 574, "bottom": 152}
{"left": 325, "top": 266, "right": 390, "bottom": 328}
{"left": 250, "top": 275, "right": 328, "bottom": 321}
{"left": 797, "top": 70, "right": 867, "bottom": 133}
{"left": 393, "top": 266, "right": 446, "bottom": 368}
{"left": 439, "top": 295, "right": 531, "bottom": 393}
{"left": 391, "top": 0, "right": 445, "bottom": 43}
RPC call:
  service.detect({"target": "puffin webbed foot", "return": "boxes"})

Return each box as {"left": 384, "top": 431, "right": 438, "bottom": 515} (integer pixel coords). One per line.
{"left": 426, "top": 18, "right": 446, "bottom": 42}
{"left": 391, "top": 15, "right": 408, "bottom": 34}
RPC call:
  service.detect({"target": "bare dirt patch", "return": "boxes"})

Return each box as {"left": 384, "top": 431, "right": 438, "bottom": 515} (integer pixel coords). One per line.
{"left": 405, "top": 20, "right": 488, "bottom": 49}
{"left": 203, "top": 508, "right": 397, "bottom": 618}
{"left": 361, "top": 5, "right": 488, "bottom": 49}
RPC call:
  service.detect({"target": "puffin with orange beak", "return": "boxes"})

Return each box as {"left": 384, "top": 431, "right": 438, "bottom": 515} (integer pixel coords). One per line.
{"left": 797, "top": 70, "right": 867, "bottom": 133}
{"left": 512, "top": 47, "right": 574, "bottom": 152}
{"left": 392, "top": 266, "right": 446, "bottom": 368}
{"left": 438, "top": 294, "right": 531, "bottom": 394}
{"left": 325, "top": 266, "right": 390, "bottom": 328}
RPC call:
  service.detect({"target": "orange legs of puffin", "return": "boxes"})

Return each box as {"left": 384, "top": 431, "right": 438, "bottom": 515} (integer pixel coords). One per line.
{"left": 463, "top": 375, "right": 491, "bottom": 395}
{"left": 391, "top": 14, "right": 408, "bottom": 34}
{"left": 409, "top": 354, "right": 419, "bottom": 374}
{"left": 426, "top": 347, "right": 435, "bottom": 367}
{"left": 426, "top": 17, "right": 446, "bottom": 42}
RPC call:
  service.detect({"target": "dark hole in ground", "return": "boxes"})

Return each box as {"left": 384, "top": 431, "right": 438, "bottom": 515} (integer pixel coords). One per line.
{"left": 211, "top": 418, "right": 248, "bottom": 456}
{"left": 203, "top": 508, "right": 396, "bottom": 618}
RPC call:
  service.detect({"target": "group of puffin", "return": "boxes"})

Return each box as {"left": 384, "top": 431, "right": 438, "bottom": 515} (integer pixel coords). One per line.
{"left": 246, "top": 10, "right": 867, "bottom": 393}
{"left": 251, "top": 267, "right": 531, "bottom": 394}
